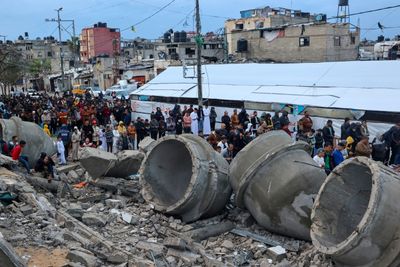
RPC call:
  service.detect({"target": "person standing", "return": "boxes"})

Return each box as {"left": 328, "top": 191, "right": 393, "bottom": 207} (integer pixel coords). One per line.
{"left": 150, "top": 115, "right": 159, "bottom": 140}
{"left": 341, "top": 118, "right": 351, "bottom": 140}
{"left": 105, "top": 125, "right": 114, "bottom": 153}
{"left": 332, "top": 142, "right": 346, "bottom": 168}
{"left": 210, "top": 107, "right": 217, "bottom": 131}
{"left": 322, "top": 120, "right": 335, "bottom": 146}
{"left": 92, "top": 121, "right": 100, "bottom": 147}
{"left": 190, "top": 108, "right": 199, "bottom": 135}
{"left": 71, "top": 126, "right": 81, "bottom": 162}
{"left": 56, "top": 135, "right": 67, "bottom": 165}
{"left": 231, "top": 109, "right": 240, "bottom": 129}
{"left": 221, "top": 111, "right": 231, "bottom": 132}
{"left": 203, "top": 105, "right": 211, "bottom": 136}
{"left": 112, "top": 125, "right": 120, "bottom": 153}
{"left": 127, "top": 122, "right": 136, "bottom": 150}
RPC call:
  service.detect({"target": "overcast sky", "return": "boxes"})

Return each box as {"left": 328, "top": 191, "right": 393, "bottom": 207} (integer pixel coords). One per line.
{"left": 1, "top": 0, "right": 399, "bottom": 41}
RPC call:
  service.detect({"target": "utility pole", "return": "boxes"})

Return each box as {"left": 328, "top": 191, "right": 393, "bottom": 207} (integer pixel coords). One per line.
{"left": 56, "top": 7, "right": 65, "bottom": 91}
{"left": 0, "top": 35, "right": 6, "bottom": 43}
{"left": 195, "top": 0, "right": 203, "bottom": 107}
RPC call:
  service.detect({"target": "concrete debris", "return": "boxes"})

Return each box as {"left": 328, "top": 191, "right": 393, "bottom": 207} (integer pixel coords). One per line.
{"left": 0, "top": 234, "right": 26, "bottom": 267}
{"left": 267, "top": 246, "right": 287, "bottom": 261}
{"left": 106, "top": 150, "right": 145, "bottom": 178}
{"left": 2, "top": 138, "right": 392, "bottom": 267}
{"left": 81, "top": 213, "right": 107, "bottom": 227}
{"left": 311, "top": 157, "right": 400, "bottom": 267}
{"left": 79, "top": 147, "right": 145, "bottom": 179}
{"left": 230, "top": 130, "right": 326, "bottom": 241}
{"left": 140, "top": 135, "right": 232, "bottom": 222}
{"left": 138, "top": 137, "right": 156, "bottom": 154}
{"left": 67, "top": 248, "right": 97, "bottom": 267}
{"left": 79, "top": 147, "right": 117, "bottom": 179}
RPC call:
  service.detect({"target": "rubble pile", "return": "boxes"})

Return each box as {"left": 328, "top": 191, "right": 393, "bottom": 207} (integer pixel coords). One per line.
{"left": 0, "top": 161, "right": 335, "bottom": 267}
{"left": 0, "top": 133, "right": 399, "bottom": 266}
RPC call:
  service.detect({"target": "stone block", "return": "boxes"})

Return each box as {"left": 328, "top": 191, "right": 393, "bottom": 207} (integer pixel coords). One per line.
{"left": 82, "top": 213, "right": 107, "bottom": 227}
{"left": 267, "top": 246, "right": 287, "bottom": 262}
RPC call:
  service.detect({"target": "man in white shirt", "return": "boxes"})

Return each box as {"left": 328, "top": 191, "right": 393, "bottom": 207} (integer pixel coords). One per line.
{"left": 313, "top": 148, "right": 325, "bottom": 168}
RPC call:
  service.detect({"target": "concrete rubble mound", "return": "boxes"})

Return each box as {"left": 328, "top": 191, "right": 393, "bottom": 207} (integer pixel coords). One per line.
{"left": 0, "top": 117, "right": 57, "bottom": 166}
{"left": 311, "top": 157, "right": 400, "bottom": 267}
{"left": 140, "top": 134, "right": 232, "bottom": 222}
{"left": 79, "top": 147, "right": 145, "bottom": 178}
{"left": 230, "top": 130, "right": 326, "bottom": 241}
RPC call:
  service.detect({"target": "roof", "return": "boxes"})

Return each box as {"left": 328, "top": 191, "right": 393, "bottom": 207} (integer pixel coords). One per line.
{"left": 133, "top": 61, "right": 400, "bottom": 113}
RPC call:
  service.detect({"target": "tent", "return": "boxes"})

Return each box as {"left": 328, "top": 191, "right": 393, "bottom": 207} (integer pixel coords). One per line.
{"left": 131, "top": 61, "right": 400, "bottom": 123}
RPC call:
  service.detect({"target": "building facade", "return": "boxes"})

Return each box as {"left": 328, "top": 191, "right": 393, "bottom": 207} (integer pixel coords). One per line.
{"left": 225, "top": 6, "right": 360, "bottom": 63}
{"left": 80, "top": 22, "right": 121, "bottom": 63}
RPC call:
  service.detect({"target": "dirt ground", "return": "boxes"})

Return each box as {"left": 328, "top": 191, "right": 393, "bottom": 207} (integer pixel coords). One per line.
{"left": 15, "top": 247, "right": 68, "bottom": 267}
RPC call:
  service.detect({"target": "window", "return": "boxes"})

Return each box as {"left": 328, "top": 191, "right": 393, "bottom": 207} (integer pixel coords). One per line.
{"left": 334, "top": 36, "right": 341, "bottom": 46}
{"left": 235, "top": 23, "right": 244, "bottom": 30}
{"left": 299, "top": 37, "right": 310, "bottom": 47}
{"left": 168, "top": 48, "right": 176, "bottom": 55}
{"left": 185, "top": 48, "right": 196, "bottom": 56}
{"left": 351, "top": 35, "right": 356, "bottom": 45}
{"left": 255, "top": 21, "right": 264, "bottom": 29}
{"left": 47, "top": 51, "right": 52, "bottom": 57}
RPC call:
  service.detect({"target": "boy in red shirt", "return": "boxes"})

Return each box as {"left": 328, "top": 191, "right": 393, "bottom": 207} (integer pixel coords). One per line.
{"left": 11, "top": 140, "right": 31, "bottom": 174}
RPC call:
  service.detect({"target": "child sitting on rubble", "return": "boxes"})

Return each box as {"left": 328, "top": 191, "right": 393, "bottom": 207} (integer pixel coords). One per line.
{"left": 34, "top": 152, "right": 55, "bottom": 183}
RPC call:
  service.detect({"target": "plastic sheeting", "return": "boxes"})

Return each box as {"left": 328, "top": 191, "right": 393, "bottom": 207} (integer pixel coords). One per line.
{"left": 133, "top": 61, "right": 400, "bottom": 114}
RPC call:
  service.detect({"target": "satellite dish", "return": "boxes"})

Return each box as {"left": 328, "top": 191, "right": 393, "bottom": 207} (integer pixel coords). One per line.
{"left": 124, "top": 71, "right": 134, "bottom": 80}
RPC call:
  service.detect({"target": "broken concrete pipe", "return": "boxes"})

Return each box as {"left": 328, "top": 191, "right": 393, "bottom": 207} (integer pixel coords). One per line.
{"left": 140, "top": 134, "right": 232, "bottom": 222}
{"left": 79, "top": 148, "right": 145, "bottom": 178}
{"left": 229, "top": 130, "right": 326, "bottom": 241}
{"left": 311, "top": 157, "right": 400, "bottom": 267}
{"left": 0, "top": 117, "right": 57, "bottom": 166}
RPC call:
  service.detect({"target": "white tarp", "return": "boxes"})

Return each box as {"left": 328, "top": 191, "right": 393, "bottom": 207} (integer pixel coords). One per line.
{"left": 134, "top": 61, "right": 400, "bottom": 113}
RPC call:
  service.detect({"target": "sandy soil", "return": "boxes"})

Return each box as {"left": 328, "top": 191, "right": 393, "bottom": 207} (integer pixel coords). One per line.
{"left": 15, "top": 247, "right": 68, "bottom": 267}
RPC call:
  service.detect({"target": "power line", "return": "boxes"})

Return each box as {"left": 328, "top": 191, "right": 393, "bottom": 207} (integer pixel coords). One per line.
{"left": 327, "top": 4, "right": 400, "bottom": 20}
{"left": 121, "top": 0, "right": 178, "bottom": 31}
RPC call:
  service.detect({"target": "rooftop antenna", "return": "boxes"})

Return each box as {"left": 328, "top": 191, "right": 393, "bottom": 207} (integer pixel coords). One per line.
{"left": 337, "top": 0, "right": 350, "bottom": 24}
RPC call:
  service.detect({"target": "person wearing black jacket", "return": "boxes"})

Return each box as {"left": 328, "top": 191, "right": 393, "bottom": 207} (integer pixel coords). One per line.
{"left": 34, "top": 152, "right": 55, "bottom": 182}
{"left": 221, "top": 111, "right": 231, "bottom": 131}
{"left": 322, "top": 120, "right": 335, "bottom": 145}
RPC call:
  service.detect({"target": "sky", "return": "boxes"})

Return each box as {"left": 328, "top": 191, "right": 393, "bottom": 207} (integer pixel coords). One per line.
{"left": 0, "top": 0, "right": 399, "bottom": 42}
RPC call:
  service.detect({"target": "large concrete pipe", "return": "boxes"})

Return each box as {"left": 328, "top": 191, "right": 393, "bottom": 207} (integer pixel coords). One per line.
{"left": 139, "top": 134, "right": 231, "bottom": 222}
{"left": 230, "top": 131, "right": 326, "bottom": 241}
{"left": 311, "top": 157, "right": 400, "bottom": 267}
{"left": 0, "top": 117, "right": 56, "bottom": 166}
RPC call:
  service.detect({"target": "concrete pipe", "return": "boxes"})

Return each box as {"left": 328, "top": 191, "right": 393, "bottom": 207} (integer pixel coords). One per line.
{"left": 311, "top": 157, "right": 400, "bottom": 267}
{"left": 140, "top": 134, "right": 231, "bottom": 222}
{"left": 0, "top": 117, "right": 56, "bottom": 166}
{"left": 230, "top": 131, "right": 326, "bottom": 241}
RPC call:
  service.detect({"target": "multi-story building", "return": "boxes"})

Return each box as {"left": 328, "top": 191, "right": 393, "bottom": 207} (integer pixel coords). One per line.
{"left": 225, "top": 6, "right": 360, "bottom": 62}
{"left": 80, "top": 22, "right": 121, "bottom": 63}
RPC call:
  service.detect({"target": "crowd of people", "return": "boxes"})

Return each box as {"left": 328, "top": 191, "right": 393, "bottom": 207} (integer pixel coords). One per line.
{"left": 0, "top": 91, "right": 399, "bottom": 178}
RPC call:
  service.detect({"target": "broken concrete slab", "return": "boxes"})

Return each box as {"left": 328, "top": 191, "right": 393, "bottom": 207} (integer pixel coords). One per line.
{"left": 81, "top": 213, "right": 107, "bottom": 227}
{"left": 267, "top": 246, "right": 287, "bottom": 262}
{"left": 0, "top": 233, "right": 26, "bottom": 267}
{"left": 186, "top": 221, "right": 234, "bottom": 242}
{"left": 167, "top": 248, "right": 201, "bottom": 263}
{"left": 19, "top": 205, "right": 34, "bottom": 216}
{"left": 57, "top": 162, "right": 81, "bottom": 173}
{"left": 138, "top": 137, "right": 156, "bottom": 154}
{"left": 136, "top": 241, "right": 165, "bottom": 255}
{"left": 66, "top": 203, "right": 84, "bottom": 220}
{"left": 106, "top": 150, "right": 145, "bottom": 178}
{"left": 67, "top": 249, "right": 97, "bottom": 267}
{"left": 79, "top": 147, "right": 117, "bottom": 179}
{"left": 163, "top": 237, "right": 188, "bottom": 250}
